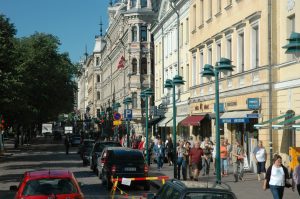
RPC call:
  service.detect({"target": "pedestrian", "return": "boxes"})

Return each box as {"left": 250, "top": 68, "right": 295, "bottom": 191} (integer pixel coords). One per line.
{"left": 64, "top": 136, "right": 70, "bottom": 155}
{"left": 185, "top": 141, "right": 193, "bottom": 180}
{"left": 253, "top": 140, "right": 267, "bottom": 181}
{"left": 225, "top": 139, "right": 232, "bottom": 165}
{"left": 263, "top": 154, "right": 292, "bottom": 199}
{"left": 153, "top": 139, "right": 165, "bottom": 170}
{"left": 138, "top": 137, "right": 145, "bottom": 151}
{"left": 201, "top": 137, "right": 213, "bottom": 176}
{"left": 220, "top": 139, "right": 228, "bottom": 176}
{"left": 177, "top": 141, "right": 188, "bottom": 180}
{"left": 232, "top": 140, "right": 245, "bottom": 182}
{"left": 292, "top": 156, "right": 300, "bottom": 196}
{"left": 189, "top": 141, "right": 204, "bottom": 181}
{"left": 165, "top": 135, "right": 174, "bottom": 166}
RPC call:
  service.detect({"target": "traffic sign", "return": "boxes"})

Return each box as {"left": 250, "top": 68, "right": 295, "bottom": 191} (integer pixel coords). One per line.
{"left": 113, "top": 120, "right": 122, "bottom": 126}
{"left": 113, "top": 112, "right": 122, "bottom": 120}
{"left": 124, "top": 109, "right": 132, "bottom": 120}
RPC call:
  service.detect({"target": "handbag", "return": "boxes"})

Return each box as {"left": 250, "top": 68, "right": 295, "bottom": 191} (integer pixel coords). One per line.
{"left": 285, "top": 179, "right": 292, "bottom": 188}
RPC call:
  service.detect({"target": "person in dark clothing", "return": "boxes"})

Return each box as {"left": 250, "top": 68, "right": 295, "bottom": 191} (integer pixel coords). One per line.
{"left": 166, "top": 136, "right": 173, "bottom": 166}
{"left": 64, "top": 136, "right": 70, "bottom": 155}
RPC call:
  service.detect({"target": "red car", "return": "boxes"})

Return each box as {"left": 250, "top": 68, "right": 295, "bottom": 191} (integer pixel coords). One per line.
{"left": 10, "top": 169, "right": 84, "bottom": 199}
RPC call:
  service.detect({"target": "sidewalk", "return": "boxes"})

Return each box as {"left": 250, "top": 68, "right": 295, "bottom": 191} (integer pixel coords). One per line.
{"left": 149, "top": 164, "right": 298, "bottom": 199}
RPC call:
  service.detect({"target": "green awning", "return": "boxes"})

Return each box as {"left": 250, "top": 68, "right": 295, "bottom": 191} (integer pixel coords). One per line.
{"left": 254, "top": 113, "right": 293, "bottom": 129}
{"left": 272, "top": 115, "right": 300, "bottom": 129}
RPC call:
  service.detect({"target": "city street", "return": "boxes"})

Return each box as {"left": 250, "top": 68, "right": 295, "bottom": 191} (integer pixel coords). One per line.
{"left": 0, "top": 137, "right": 156, "bottom": 199}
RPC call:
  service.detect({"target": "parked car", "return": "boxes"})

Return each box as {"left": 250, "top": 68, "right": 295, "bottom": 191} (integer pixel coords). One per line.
{"left": 149, "top": 180, "right": 237, "bottom": 199}
{"left": 78, "top": 139, "right": 95, "bottom": 166}
{"left": 10, "top": 169, "right": 84, "bottom": 199}
{"left": 89, "top": 141, "right": 121, "bottom": 173}
{"left": 70, "top": 135, "right": 81, "bottom": 147}
{"left": 98, "top": 147, "right": 150, "bottom": 191}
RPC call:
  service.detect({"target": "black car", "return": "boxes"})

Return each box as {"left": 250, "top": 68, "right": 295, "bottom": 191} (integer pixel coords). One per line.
{"left": 89, "top": 141, "right": 121, "bottom": 173}
{"left": 150, "top": 180, "right": 237, "bottom": 199}
{"left": 99, "top": 147, "right": 150, "bottom": 191}
{"left": 78, "top": 139, "right": 95, "bottom": 166}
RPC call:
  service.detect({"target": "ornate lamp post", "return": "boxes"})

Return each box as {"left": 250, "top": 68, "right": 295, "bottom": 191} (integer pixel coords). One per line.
{"left": 201, "top": 57, "right": 234, "bottom": 184}
{"left": 123, "top": 97, "right": 132, "bottom": 147}
{"left": 164, "top": 75, "right": 185, "bottom": 179}
{"left": 140, "top": 88, "right": 154, "bottom": 165}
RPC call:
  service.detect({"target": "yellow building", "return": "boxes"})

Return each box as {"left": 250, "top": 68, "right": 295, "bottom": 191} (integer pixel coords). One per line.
{"left": 188, "top": 0, "right": 299, "bottom": 165}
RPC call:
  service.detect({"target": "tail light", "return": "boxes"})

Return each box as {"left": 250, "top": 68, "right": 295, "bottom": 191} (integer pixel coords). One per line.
{"left": 144, "top": 164, "right": 149, "bottom": 173}
{"left": 111, "top": 165, "right": 117, "bottom": 174}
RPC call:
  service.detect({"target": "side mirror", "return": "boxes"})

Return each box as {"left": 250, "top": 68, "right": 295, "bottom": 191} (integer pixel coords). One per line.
{"left": 10, "top": 185, "right": 18, "bottom": 191}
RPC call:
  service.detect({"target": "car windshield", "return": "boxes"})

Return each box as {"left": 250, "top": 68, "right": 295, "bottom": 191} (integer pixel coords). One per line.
{"left": 22, "top": 178, "right": 78, "bottom": 196}
{"left": 112, "top": 150, "right": 144, "bottom": 163}
{"left": 94, "top": 142, "right": 121, "bottom": 152}
{"left": 184, "top": 192, "right": 235, "bottom": 199}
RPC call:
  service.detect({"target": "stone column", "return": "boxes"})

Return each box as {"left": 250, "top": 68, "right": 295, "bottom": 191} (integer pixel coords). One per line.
{"left": 136, "top": 0, "right": 141, "bottom": 8}
{"left": 147, "top": 0, "right": 152, "bottom": 9}
{"left": 127, "top": 0, "right": 131, "bottom": 10}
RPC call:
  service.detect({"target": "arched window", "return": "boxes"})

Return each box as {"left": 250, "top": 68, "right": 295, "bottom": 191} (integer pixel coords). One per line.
{"left": 132, "top": 58, "right": 137, "bottom": 74}
{"left": 132, "top": 26, "right": 137, "bottom": 42}
{"left": 141, "top": 58, "right": 147, "bottom": 74}
{"left": 97, "top": 75, "right": 100, "bottom": 82}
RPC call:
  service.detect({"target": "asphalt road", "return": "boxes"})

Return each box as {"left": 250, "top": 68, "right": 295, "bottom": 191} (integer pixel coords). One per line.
{"left": 0, "top": 137, "right": 156, "bottom": 199}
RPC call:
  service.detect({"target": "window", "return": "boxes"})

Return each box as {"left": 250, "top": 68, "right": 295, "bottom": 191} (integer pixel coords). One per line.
{"left": 97, "top": 75, "right": 100, "bottom": 82}
{"left": 193, "top": 5, "right": 197, "bottom": 30}
{"left": 200, "top": 0, "right": 204, "bottom": 25}
{"left": 97, "top": 91, "right": 100, "bottom": 100}
{"left": 251, "top": 25, "right": 259, "bottom": 69}
{"left": 132, "top": 0, "right": 137, "bottom": 7}
{"left": 96, "top": 57, "right": 100, "bottom": 66}
{"left": 216, "top": 41, "right": 221, "bottom": 62}
{"left": 238, "top": 32, "right": 244, "bottom": 72}
{"left": 226, "top": 35, "right": 232, "bottom": 76}
{"left": 208, "top": 0, "right": 212, "bottom": 19}
{"left": 192, "top": 53, "right": 197, "bottom": 86}
{"left": 186, "top": 18, "right": 189, "bottom": 43}
{"left": 141, "top": 58, "right": 147, "bottom": 75}
{"left": 132, "top": 26, "right": 137, "bottom": 42}
{"left": 217, "top": 0, "right": 222, "bottom": 13}
{"left": 180, "top": 23, "right": 183, "bottom": 46}
{"left": 287, "top": 15, "right": 295, "bottom": 61}
{"left": 97, "top": 109, "right": 100, "bottom": 117}
{"left": 141, "top": 26, "right": 147, "bottom": 41}
{"left": 141, "top": 0, "right": 147, "bottom": 7}
{"left": 132, "top": 92, "right": 137, "bottom": 108}
{"left": 200, "top": 51, "right": 204, "bottom": 84}
{"left": 207, "top": 46, "right": 212, "bottom": 65}
{"left": 132, "top": 58, "right": 137, "bottom": 74}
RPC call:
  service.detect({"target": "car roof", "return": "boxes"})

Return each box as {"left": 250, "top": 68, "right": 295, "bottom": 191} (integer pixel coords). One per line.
{"left": 105, "top": 147, "right": 142, "bottom": 153}
{"left": 25, "top": 170, "right": 73, "bottom": 179}
{"left": 167, "top": 180, "right": 233, "bottom": 192}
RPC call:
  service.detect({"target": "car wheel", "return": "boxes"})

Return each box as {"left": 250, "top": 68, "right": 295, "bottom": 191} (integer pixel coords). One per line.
{"left": 144, "top": 182, "right": 150, "bottom": 191}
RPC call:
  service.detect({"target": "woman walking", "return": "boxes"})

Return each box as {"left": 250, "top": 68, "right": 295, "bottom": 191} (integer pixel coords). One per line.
{"left": 220, "top": 139, "right": 228, "bottom": 176}
{"left": 263, "top": 154, "right": 291, "bottom": 199}
{"left": 177, "top": 141, "right": 188, "bottom": 180}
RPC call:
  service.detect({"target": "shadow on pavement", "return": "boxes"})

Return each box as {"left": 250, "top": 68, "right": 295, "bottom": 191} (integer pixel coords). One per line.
{"left": 0, "top": 173, "right": 22, "bottom": 183}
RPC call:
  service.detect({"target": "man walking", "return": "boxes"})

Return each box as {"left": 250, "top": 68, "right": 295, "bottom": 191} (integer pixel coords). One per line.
{"left": 232, "top": 140, "right": 245, "bottom": 182}
{"left": 153, "top": 139, "right": 165, "bottom": 170}
{"left": 189, "top": 141, "right": 204, "bottom": 181}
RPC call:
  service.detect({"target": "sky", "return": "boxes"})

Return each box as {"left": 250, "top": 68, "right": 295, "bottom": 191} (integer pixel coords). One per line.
{"left": 0, "top": 0, "right": 110, "bottom": 63}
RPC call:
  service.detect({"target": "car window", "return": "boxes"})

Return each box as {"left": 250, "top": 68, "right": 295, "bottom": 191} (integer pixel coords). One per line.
{"left": 112, "top": 151, "right": 144, "bottom": 162}
{"left": 22, "top": 178, "right": 77, "bottom": 196}
{"left": 184, "top": 192, "right": 235, "bottom": 199}
{"left": 95, "top": 143, "right": 121, "bottom": 152}
{"left": 156, "top": 184, "right": 181, "bottom": 199}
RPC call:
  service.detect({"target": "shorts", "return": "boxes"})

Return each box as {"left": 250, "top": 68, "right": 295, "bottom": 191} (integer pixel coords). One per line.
{"left": 257, "top": 161, "right": 266, "bottom": 174}
{"left": 192, "top": 162, "right": 202, "bottom": 171}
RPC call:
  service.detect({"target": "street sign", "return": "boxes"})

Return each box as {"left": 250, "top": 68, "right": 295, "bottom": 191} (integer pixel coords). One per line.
{"left": 113, "top": 112, "right": 122, "bottom": 120}
{"left": 247, "top": 98, "right": 260, "bottom": 110}
{"left": 246, "top": 113, "right": 261, "bottom": 118}
{"left": 113, "top": 120, "right": 122, "bottom": 126}
{"left": 124, "top": 109, "right": 132, "bottom": 120}
{"left": 64, "top": 126, "right": 73, "bottom": 134}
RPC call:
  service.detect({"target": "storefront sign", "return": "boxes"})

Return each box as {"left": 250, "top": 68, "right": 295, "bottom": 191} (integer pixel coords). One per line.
{"left": 214, "top": 103, "right": 225, "bottom": 113}
{"left": 246, "top": 113, "right": 261, "bottom": 118}
{"left": 204, "top": 105, "right": 209, "bottom": 110}
{"left": 221, "top": 118, "right": 250, "bottom": 123}
{"left": 247, "top": 98, "right": 260, "bottom": 110}
{"left": 226, "top": 101, "right": 237, "bottom": 107}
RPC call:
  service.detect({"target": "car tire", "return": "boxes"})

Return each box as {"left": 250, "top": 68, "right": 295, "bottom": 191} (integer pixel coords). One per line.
{"left": 144, "top": 182, "right": 150, "bottom": 191}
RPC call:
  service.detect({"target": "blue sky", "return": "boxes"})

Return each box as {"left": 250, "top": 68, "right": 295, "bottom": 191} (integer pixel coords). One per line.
{"left": 0, "top": 0, "right": 110, "bottom": 63}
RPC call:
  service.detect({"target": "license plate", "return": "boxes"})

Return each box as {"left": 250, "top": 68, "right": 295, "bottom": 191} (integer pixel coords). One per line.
{"left": 124, "top": 167, "right": 136, "bottom": 171}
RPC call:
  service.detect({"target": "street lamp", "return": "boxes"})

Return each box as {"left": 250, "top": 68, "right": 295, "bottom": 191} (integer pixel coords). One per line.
{"left": 282, "top": 32, "right": 300, "bottom": 61}
{"left": 140, "top": 88, "right": 154, "bottom": 165}
{"left": 123, "top": 97, "right": 132, "bottom": 147}
{"left": 201, "top": 57, "right": 234, "bottom": 184}
{"left": 164, "top": 75, "right": 185, "bottom": 179}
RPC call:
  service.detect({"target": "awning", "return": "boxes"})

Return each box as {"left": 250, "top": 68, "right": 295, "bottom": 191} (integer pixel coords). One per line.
{"left": 254, "top": 113, "right": 294, "bottom": 129}
{"left": 181, "top": 115, "right": 206, "bottom": 126}
{"left": 165, "top": 116, "right": 187, "bottom": 127}
{"left": 148, "top": 117, "right": 164, "bottom": 126}
{"left": 272, "top": 115, "right": 300, "bottom": 129}
{"left": 220, "top": 111, "right": 253, "bottom": 123}
{"left": 157, "top": 116, "right": 172, "bottom": 127}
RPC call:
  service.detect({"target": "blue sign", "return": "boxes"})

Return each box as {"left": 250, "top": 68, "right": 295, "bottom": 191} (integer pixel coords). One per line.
{"left": 246, "top": 113, "right": 261, "bottom": 118}
{"left": 247, "top": 98, "right": 260, "bottom": 110}
{"left": 113, "top": 112, "right": 122, "bottom": 120}
{"left": 124, "top": 109, "right": 132, "bottom": 120}
{"left": 221, "top": 118, "right": 250, "bottom": 123}
{"left": 214, "top": 103, "right": 225, "bottom": 113}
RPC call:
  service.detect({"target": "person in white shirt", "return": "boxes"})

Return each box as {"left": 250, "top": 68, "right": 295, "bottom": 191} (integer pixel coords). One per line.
{"left": 253, "top": 140, "right": 267, "bottom": 181}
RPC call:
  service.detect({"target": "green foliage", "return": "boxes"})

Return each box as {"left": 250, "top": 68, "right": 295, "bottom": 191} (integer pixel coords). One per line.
{"left": 0, "top": 15, "right": 79, "bottom": 127}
